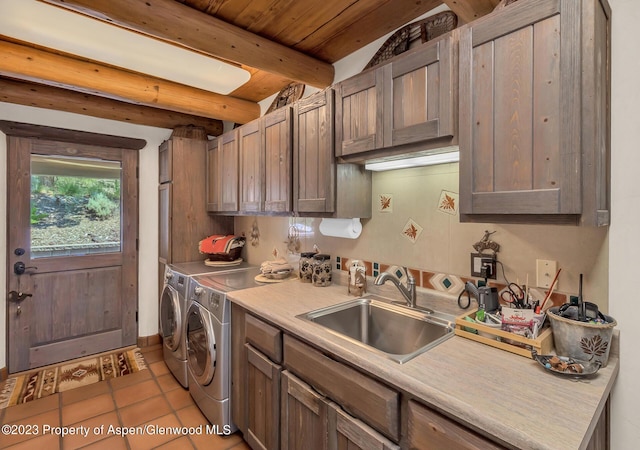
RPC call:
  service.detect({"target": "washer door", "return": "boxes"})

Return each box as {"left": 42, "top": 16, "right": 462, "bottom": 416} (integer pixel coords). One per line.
{"left": 160, "top": 284, "right": 182, "bottom": 352}
{"left": 186, "top": 302, "right": 217, "bottom": 385}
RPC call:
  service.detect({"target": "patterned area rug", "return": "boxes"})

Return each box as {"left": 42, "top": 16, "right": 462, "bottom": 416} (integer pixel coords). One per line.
{"left": 0, "top": 347, "right": 146, "bottom": 409}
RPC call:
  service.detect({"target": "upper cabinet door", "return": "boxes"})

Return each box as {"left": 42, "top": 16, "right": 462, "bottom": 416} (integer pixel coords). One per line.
{"left": 294, "top": 89, "right": 335, "bottom": 214}
{"left": 239, "top": 120, "right": 264, "bottom": 212}
{"left": 264, "top": 107, "right": 293, "bottom": 213}
{"left": 218, "top": 129, "right": 240, "bottom": 212}
{"left": 335, "top": 68, "right": 385, "bottom": 157}
{"left": 388, "top": 34, "right": 456, "bottom": 147}
{"left": 459, "top": 0, "right": 611, "bottom": 226}
{"left": 206, "top": 138, "right": 220, "bottom": 212}
{"left": 158, "top": 139, "right": 172, "bottom": 184}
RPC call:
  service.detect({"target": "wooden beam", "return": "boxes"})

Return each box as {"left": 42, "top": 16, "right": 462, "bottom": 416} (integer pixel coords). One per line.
{"left": 0, "top": 77, "right": 223, "bottom": 136}
{"left": 0, "top": 120, "right": 147, "bottom": 149}
{"left": 443, "top": 0, "right": 500, "bottom": 23}
{"left": 38, "top": 0, "right": 335, "bottom": 89}
{"left": 0, "top": 39, "right": 260, "bottom": 124}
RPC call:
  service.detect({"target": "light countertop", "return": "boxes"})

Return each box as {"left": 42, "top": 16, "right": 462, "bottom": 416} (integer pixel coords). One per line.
{"left": 228, "top": 272, "right": 619, "bottom": 450}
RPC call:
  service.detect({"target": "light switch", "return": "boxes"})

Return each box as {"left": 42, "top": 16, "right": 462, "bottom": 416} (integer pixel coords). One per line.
{"left": 536, "top": 259, "right": 557, "bottom": 288}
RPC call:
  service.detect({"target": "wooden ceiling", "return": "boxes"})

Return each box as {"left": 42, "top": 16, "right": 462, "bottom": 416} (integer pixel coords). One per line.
{"left": 0, "top": 0, "right": 501, "bottom": 135}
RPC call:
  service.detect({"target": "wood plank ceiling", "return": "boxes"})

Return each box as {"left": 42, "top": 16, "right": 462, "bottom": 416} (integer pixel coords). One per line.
{"left": 0, "top": 0, "right": 500, "bottom": 135}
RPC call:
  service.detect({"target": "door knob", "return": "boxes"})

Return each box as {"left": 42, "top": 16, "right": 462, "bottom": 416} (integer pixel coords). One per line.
{"left": 14, "top": 261, "right": 37, "bottom": 275}
{"left": 7, "top": 290, "right": 33, "bottom": 303}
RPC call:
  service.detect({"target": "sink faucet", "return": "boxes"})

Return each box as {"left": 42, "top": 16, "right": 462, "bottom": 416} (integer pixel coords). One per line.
{"left": 374, "top": 267, "right": 417, "bottom": 308}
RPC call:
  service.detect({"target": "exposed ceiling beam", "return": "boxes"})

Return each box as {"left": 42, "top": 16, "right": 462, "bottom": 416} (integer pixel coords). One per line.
{"left": 442, "top": 0, "right": 500, "bottom": 23}
{"left": 0, "top": 39, "right": 260, "bottom": 124}
{"left": 38, "top": 0, "right": 335, "bottom": 89}
{"left": 0, "top": 77, "right": 224, "bottom": 136}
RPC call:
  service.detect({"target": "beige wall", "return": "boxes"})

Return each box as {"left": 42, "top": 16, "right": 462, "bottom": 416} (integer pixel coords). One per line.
{"left": 235, "top": 162, "right": 609, "bottom": 308}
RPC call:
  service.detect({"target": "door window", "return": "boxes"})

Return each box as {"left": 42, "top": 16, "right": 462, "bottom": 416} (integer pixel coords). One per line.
{"left": 30, "top": 154, "right": 121, "bottom": 258}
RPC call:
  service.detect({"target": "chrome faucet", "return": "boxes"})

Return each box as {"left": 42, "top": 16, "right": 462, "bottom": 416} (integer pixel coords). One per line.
{"left": 374, "top": 267, "right": 417, "bottom": 308}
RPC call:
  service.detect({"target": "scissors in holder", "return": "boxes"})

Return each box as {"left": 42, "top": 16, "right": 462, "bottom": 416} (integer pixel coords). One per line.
{"left": 501, "top": 283, "right": 526, "bottom": 308}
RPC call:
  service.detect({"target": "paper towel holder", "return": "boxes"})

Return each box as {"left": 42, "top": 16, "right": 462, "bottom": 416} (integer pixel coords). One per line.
{"left": 319, "top": 218, "right": 362, "bottom": 239}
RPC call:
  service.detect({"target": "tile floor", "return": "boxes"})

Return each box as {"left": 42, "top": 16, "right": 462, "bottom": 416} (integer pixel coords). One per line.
{"left": 0, "top": 345, "right": 250, "bottom": 450}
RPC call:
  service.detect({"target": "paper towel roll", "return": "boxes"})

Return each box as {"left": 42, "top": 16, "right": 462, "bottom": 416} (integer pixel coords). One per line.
{"left": 319, "top": 218, "right": 362, "bottom": 239}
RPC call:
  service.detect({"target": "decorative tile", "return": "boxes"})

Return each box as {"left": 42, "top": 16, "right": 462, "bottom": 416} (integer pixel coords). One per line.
{"left": 378, "top": 194, "right": 393, "bottom": 213}
{"left": 437, "top": 190, "right": 459, "bottom": 215}
{"left": 336, "top": 256, "right": 342, "bottom": 270}
{"left": 429, "top": 273, "right": 464, "bottom": 294}
{"left": 401, "top": 218, "right": 423, "bottom": 243}
{"left": 373, "top": 262, "right": 380, "bottom": 277}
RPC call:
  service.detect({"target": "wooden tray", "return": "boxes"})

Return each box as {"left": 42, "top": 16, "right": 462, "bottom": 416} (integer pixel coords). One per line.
{"left": 454, "top": 308, "right": 553, "bottom": 358}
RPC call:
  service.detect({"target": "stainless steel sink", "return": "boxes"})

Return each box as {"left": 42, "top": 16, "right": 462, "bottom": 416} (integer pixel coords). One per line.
{"left": 298, "top": 295, "right": 454, "bottom": 363}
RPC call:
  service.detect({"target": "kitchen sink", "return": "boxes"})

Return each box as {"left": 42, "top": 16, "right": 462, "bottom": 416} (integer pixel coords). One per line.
{"left": 297, "top": 295, "right": 454, "bottom": 363}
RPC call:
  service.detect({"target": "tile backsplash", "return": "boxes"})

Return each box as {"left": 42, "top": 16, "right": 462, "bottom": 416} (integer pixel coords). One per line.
{"left": 235, "top": 163, "right": 608, "bottom": 311}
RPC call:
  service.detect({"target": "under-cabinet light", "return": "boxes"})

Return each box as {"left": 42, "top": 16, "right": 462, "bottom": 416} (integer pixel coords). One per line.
{"left": 364, "top": 150, "right": 460, "bottom": 171}
{"left": 1, "top": 0, "right": 250, "bottom": 95}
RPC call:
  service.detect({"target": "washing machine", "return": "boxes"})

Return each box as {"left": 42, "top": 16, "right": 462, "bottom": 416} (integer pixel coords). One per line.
{"left": 160, "top": 260, "right": 252, "bottom": 388}
{"left": 186, "top": 267, "right": 262, "bottom": 430}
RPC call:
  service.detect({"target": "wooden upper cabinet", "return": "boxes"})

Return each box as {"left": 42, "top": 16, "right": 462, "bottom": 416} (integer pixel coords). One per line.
{"left": 206, "top": 137, "right": 220, "bottom": 212}
{"left": 294, "top": 89, "right": 336, "bottom": 214}
{"left": 264, "top": 108, "right": 293, "bottom": 213}
{"left": 159, "top": 139, "right": 172, "bottom": 183}
{"left": 208, "top": 108, "right": 293, "bottom": 214}
{"left": 218, "top": 129, "right": 240, "bottom": 212}
{"left": 459, "top": 0, "right": 611, "bottom": 226}
{"left": 388, "top": 33, "right": 456, "bottom": 148}
{"left": 335, "top": 68, "right": 384, "bottom": 156}
{"left": 335, "top": 32, "right": 458, "bottom": 161}
{"left": 239, "top": 120, "right": 264, "bottom": 212}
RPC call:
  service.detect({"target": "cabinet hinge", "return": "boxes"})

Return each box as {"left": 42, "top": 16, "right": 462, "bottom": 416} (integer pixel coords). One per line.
{"left": 136, "top": 238, "right": 139, "bottom": 251}
{"left": 136, "top": 166, "right": 139, "bottom": 179}
{"left": 135, "top": 311, "right": 139, "bottom": 323}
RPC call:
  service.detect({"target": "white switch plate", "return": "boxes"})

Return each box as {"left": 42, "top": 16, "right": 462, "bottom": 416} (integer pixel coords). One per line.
{"left": 536, "top": 259, "right": 557, "bottom": 288}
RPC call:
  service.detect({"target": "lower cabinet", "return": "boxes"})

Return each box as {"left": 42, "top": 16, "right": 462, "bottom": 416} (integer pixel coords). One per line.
{"left": 328, "top": 402, "right": 399, "bottom": 450}
{"left": 246, "top": 344, "right": 281, "bottom": 450}
{"left": 281, "top": 371, "right": 328, "bottom": 450}
{"left": 232, "top": 308, "right": 607, "bottom": 449}
{"left": 406, "top": 400, "right": 505, "bottom": 450}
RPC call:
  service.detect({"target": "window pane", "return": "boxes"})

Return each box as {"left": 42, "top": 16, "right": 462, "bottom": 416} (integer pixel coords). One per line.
{"left": 30, "top": 155, "right": 122, "bottom": 258}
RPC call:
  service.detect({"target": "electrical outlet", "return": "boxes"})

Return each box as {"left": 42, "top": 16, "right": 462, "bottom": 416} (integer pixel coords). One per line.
{"left": 470, "top": 253, "right": 497, "bottom": 279}
{"left": 536, "top": 259, "right": 557, "bottom": 288}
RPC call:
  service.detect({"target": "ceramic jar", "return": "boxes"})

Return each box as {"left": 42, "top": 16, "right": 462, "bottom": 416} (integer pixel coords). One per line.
{"left": 312, "top": 254, "right": 332, "bottom": 287}
{"left": 299, "top": 252, "right": 316, "bottom": 283}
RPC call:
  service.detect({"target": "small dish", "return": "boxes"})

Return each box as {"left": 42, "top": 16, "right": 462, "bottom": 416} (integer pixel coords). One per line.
{"left": 263, "top": 269, "right": 292, "bottom": 280}
{"left": 531, "top": 350, "right": 601, "bottom": 378}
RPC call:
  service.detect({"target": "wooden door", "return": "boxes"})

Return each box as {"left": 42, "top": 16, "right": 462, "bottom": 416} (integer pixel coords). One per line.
{"left": 335, "top": 68, "right": 385, "bottom": 157}
{"left": 239, "top": 120, "right": 264, "bottom": 212}
{"left": 218, "top": 129, "right": 239, "bottom": 212}
{"left": 327, "top": 403, "right": 399, "bottom": 450}
{"left": 246, "top": 344, "right": 281, "bottom": 450}
{"left": 293, "top": 89, "right": 335, "bottom": 214}
{"left": 388, "top": 34, "right": 456, "bottom": 147}
{"left": 459, "top": 0, "right": 581, "bottom": 216}
{"left": 6, "top": 129, "right": 139, "bottom": 373}
{"left": 281, "top": 371, "right": 329, "bottom": 450}
{"left": 264, "top": 107, "right": 292, "bottom": 213}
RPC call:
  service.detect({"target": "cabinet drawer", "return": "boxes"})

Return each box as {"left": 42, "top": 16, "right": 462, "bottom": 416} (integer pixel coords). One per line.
{"left": 283, "top": 335, "right": 399, "bottom": 442}
{"left": 407, "top": 400, "right": 505, "bottom": 450}
{"left": 246, "top": 314, "right": 282, "bottom": 363}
